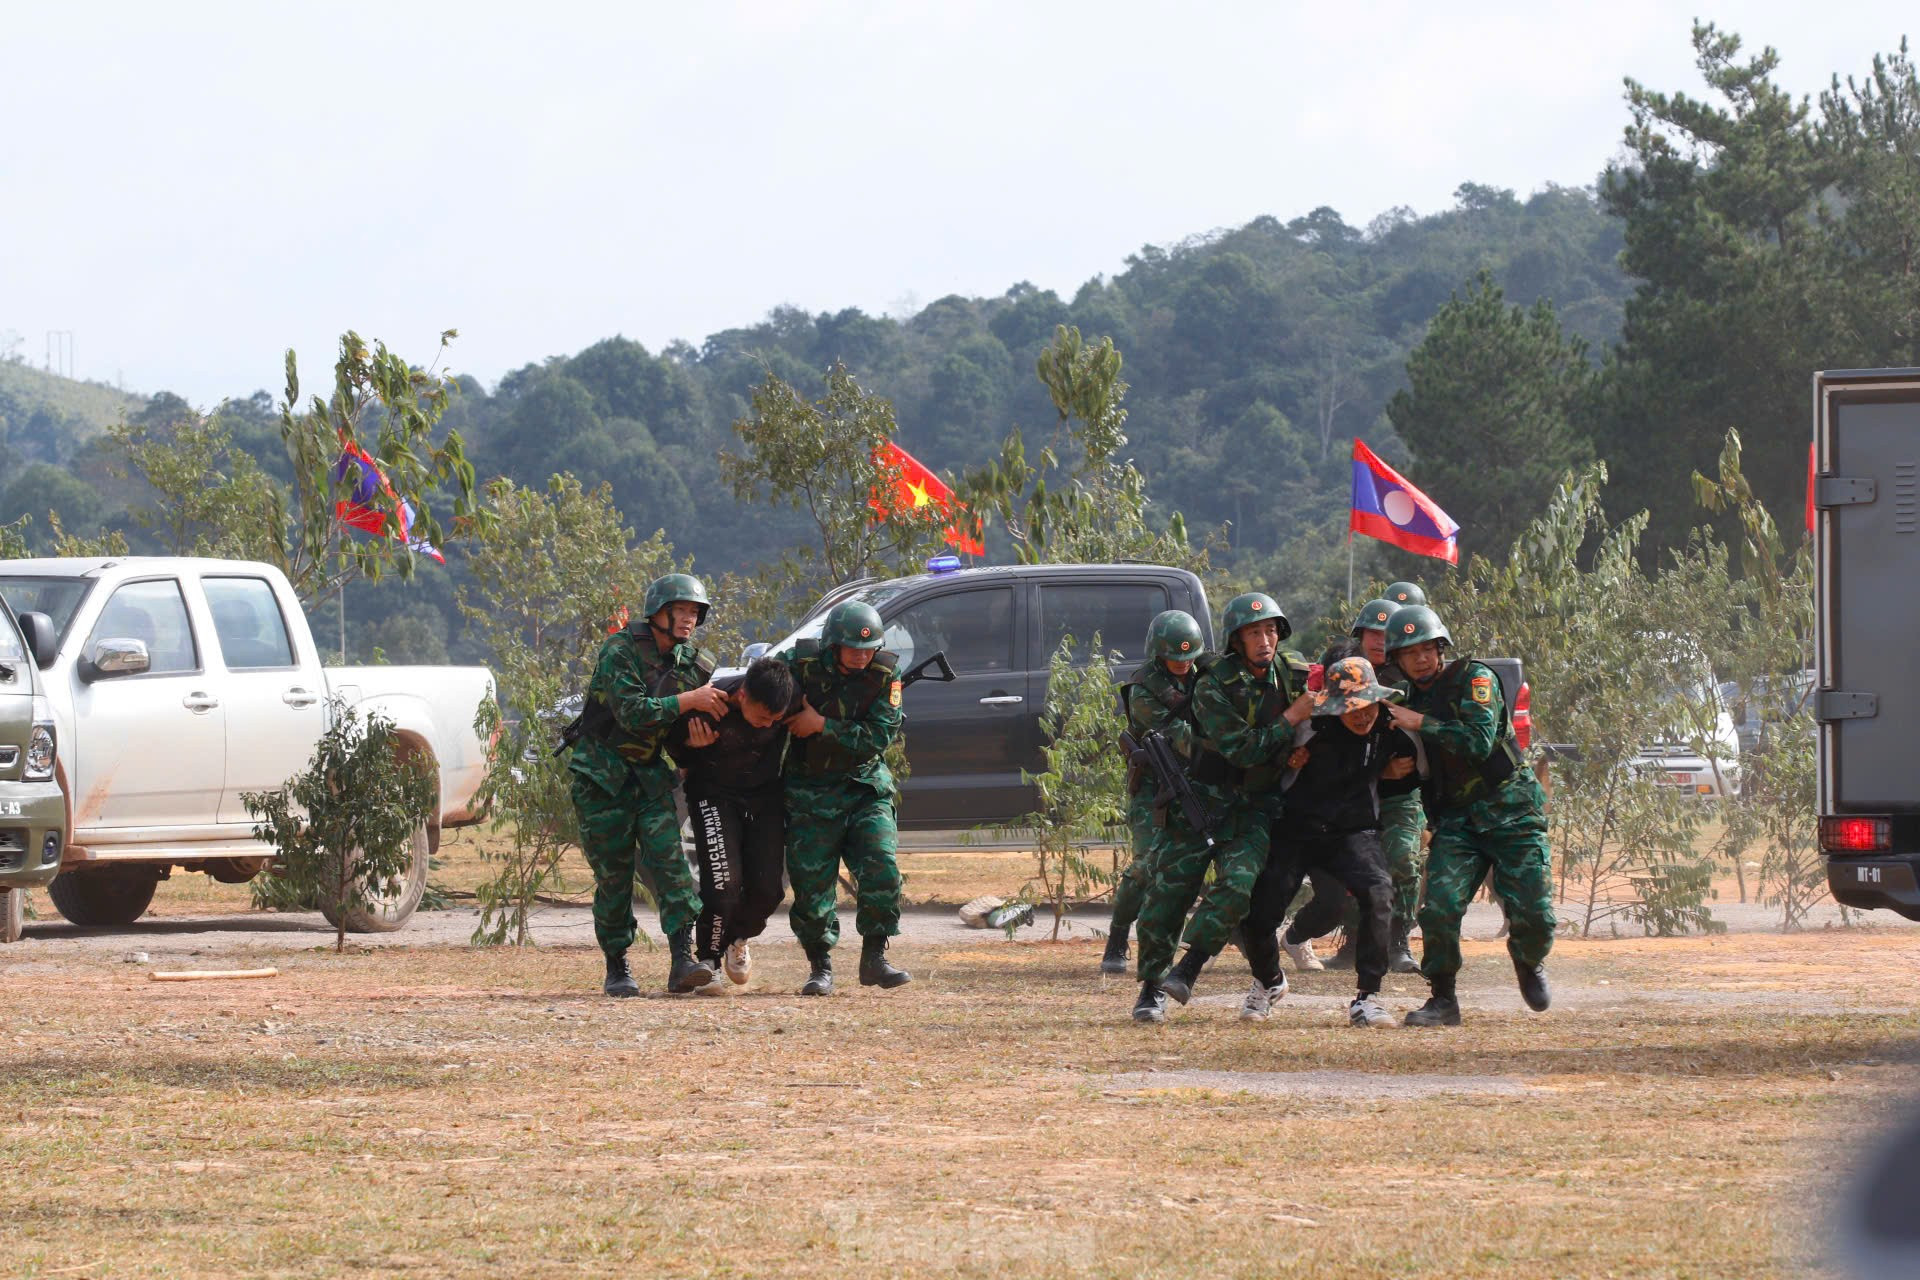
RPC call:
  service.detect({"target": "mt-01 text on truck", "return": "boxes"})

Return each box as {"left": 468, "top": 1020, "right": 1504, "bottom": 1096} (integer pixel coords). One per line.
{"left": 0, "top": 558, "right": 494, "bottom": 932}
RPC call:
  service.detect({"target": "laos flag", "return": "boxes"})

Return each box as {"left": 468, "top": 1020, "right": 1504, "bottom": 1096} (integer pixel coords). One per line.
{"left": 1349, "top": 439, "right": 1459, "bottom": 564}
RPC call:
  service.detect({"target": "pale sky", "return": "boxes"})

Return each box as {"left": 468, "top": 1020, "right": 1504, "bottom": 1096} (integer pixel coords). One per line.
{"left": 3, "top": 1, "right": 1912, "bottom": 405}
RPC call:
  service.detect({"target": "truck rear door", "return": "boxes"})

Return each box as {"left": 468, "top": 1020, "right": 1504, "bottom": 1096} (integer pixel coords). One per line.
{"left": 1814, "top": 368, "right": 1920, "bottom": 917}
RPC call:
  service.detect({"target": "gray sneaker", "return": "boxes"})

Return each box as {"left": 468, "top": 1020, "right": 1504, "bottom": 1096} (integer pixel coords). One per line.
{"left": 1282, "top": 937, "right": 1324, "bottom": 972}
{"left": 1239, "top": 977, "right": 1287, "bottom": 1021}
{"left": 1348, "top": 994, "right": 1393, "bottom": 1028}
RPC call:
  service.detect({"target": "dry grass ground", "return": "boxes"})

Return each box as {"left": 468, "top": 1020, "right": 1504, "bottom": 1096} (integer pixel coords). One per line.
{"left": 3, "top": 881, "right": 1916, "bottom": 1278}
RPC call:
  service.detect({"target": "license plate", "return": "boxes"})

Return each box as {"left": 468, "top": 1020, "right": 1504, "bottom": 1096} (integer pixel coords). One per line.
{"left": 1839, "top": 861, "right": 1919, "bottom": 894}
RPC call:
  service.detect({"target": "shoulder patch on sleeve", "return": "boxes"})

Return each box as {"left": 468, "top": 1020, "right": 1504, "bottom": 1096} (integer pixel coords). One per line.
{"left": 889, "top": 680, "right": 902, "bottom": 708}
{"left": 1470, "top": 674, "right": 1493, "bottom": 705}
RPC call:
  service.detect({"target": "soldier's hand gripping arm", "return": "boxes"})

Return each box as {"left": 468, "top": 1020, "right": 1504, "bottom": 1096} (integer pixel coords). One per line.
{"left": 817, "top": 679, "right": 904, "bottom": 761}
{"left": 1191, "top": 677, "right": 1301, "bottom": 769}
{"left": 1388, "top": 666, "right": 1499, "bottom": 762}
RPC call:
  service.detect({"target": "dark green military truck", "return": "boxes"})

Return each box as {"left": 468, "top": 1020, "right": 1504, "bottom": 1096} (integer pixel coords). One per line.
{"left": 0, "top": 599, "right": 67, "bottom": 942}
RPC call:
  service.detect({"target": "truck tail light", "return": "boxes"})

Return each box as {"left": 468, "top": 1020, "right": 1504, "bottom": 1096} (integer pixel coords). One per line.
{"left": 1513, "top": 681, "right": 1532, "bottom": 753}
{"left": 1821, "top": 816, "right": 1891, "bottom": 852}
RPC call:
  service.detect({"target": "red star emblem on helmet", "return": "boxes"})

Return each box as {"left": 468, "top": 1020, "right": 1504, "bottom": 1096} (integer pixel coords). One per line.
{"left": 860, "top": 626, "right": 872, "bottom": 638}
{"left": 1179, "top": 640, "right": 1191, "bottom": 651}
{"left": 1250, "top": 600, "right": 1263, "bottom": 611}
{"left": 1403, "top": 622, "right": 1415, "bottom": 633}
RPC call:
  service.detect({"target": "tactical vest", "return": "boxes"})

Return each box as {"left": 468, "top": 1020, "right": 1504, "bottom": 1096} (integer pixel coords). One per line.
{"left": 575, "top": 628, "right": 713, "bottom": 766}
{"left": 1120, "top": 662, "right": 1199, "bottom": 794}
{"left": 785, "top": 640, "right": 900, "bottom": 777}
{"left": 1414, "top": 657, "right": 1524, "bottom": 812}
{"left": 1188, "top": 651, "right": 1307, "bottom": 792}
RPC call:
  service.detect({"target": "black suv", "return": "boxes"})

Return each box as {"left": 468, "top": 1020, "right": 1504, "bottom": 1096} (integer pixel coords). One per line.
{"left": 757, "top": 563, "right": 1212, "bottom": 829}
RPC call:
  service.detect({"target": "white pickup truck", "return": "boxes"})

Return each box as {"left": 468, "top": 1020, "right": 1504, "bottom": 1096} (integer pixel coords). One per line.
{"left": 0, "top": 557, "right": 494, "bottom": 932}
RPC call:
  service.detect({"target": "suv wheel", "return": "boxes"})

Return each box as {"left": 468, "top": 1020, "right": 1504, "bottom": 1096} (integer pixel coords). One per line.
{"left": 47, "top": 866, "right": 161, "bottom": 927}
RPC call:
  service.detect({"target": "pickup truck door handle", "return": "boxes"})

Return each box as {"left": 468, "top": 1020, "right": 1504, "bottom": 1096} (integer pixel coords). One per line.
{"left": 282, "top": 687, "right": 320, "bottom": 708}
{"left": 181, "top": 692, "right": 220, "bottom": 713}
{"left": 978, "top": 695, "right": 1024, "bottom": 706}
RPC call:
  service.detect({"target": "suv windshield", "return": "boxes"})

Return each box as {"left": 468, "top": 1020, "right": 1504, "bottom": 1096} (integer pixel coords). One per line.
{"left": 0, "top": 577, "right": 92, "bottom": 645}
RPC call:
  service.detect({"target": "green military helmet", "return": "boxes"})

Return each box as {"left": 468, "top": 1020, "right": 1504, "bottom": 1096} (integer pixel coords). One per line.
{"left": 1383, "top": 603, "right": 1451, "bottom": 654}
{"left": 823, "top": 600, "right": 886, "bottom": 651}
{"left": 1385, "top": 580, "right": 1427, "bottom": 607}
{"left": 1146, "top": 609, "right": 1204, "bottom": 663}
{"left": 1220, "top": 591, "right": 1290, "bottom": 643}
{"left": 642, "top": 573, "right": 711, "bottom": 625}
{"left": 1351, "top": 597, "right": 1397, "bottom": 636}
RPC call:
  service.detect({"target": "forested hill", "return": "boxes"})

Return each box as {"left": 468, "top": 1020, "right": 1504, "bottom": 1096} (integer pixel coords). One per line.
{"left": 1, "top": 181, "right": 1628, "bottom": 661}
{"left": 443, "top": 182, "right": 1628, "bottom": 583}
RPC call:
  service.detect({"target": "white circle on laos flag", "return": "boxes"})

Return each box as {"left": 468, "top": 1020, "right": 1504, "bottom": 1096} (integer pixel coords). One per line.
{"left": 1382, "top": 490, "right": 1416, "bottom": 526}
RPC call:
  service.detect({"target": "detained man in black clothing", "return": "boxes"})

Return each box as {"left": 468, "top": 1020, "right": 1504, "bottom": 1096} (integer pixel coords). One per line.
{"left": 1239, "top": 656, "right": 1418, "bottom": 1028}
{"left": 672, "top": 656, "right": 803, "bottom": 990}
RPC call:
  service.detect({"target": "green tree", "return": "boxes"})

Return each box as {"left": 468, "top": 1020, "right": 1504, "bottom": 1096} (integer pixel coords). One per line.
{"left": 1387, "top": 273, "right": 1596, "bottom": 560}
{"left": 107, "top": 415, "right": 278, "bottom": 557}
{"left": 242, "top": 700, "right": 437, "bottom": 954}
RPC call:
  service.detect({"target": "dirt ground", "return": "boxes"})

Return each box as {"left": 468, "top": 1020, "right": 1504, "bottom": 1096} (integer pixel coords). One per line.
{"left": 2, "top": 843, "right": 1916, "bottom": 1278}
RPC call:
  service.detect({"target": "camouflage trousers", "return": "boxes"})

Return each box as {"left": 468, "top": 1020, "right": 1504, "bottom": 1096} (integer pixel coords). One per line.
{"left": 1418, "top": 779, "right": 1555, "bottom": 984}
{"left": 785, "top": 781, "right": 902, "bottom": 957}
{"left": 1336, "top": 791, "right": 1428, "bottom": 936}
{"left": 1134, "top": 789, "right": 1271, "bottom": 983}
{"left": 1108, "top": 793, "right": 1159, "bottom": 936}
{"left": 570, "top": 768, "right": 701, "bottom": 955}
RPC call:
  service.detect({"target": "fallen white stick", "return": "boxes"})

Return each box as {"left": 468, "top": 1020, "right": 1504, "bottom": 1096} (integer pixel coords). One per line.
{"left": 149, "top": 967, "right": 279, "bottom": 982}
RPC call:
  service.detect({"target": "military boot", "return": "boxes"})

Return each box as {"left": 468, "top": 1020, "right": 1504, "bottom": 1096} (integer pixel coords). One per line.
{"left": 859, "top": 936, "right": 912, "bottom": 989}
{"left": 800, "top": 952, "right": 833, "bottom": 997}
{"left": 1514, "top": 957, "right": 1551, "bottom": 1012}
{"left": 1132, "top": 982, "right": 1168, "bottom": 1024}
{"left": 1388, "top": 924, "right": 1420, "bottom": 975}
{"left": 666, "top": 927, "right": 715, "bottom": 994}
{"left": 602, "top": 951, "right": 640, "bottom": 999}
{"left": 1403, "top": 979, "right": 1461, "bottom": 1028}
{"left": 1100, "top": 925, "right": 1131, "bottom": 976}
{"left": 1158, "top": 946, "right": 1208, "bottom": 1006}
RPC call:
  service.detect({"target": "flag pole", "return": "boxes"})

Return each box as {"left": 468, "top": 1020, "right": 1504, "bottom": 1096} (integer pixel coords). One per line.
{"left": 1346, "top": 529, "right": 1355, "bottom": 604}
{"left": 339, "top": 580, "right": 346, "bottom": 664}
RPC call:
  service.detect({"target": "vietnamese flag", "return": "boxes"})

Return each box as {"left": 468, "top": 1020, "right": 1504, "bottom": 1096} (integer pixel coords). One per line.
{"left": 871, "top": 440, "right": 986, "bottom": 556}
{"left": 1349, "top": 439, "right": 1460, "bottom": 564}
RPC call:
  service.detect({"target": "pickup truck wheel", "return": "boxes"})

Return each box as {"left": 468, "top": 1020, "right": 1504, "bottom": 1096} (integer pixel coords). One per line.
{"left": 320, "top": 820, "right": 429, "bottom": 934}
{"left": 0, "top": 887, "right": 22, "bottom": 943}
{"left": 46, "top": 866, "right": 161, "bottom": 927}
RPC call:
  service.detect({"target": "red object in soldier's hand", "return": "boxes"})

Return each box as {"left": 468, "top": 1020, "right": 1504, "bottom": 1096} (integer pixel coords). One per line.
{"left": 1307, "top": 663, "right": 1325, "bottom": 692}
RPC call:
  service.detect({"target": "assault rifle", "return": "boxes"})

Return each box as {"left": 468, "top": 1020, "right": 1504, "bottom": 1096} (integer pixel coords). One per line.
{"left": 1120, "top": 728, "right": 1217, "bottom": 849}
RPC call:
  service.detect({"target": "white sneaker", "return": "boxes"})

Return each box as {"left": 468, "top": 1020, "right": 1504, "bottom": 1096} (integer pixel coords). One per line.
{"left": 1239, "top": 977, "right": 1287, "bottom": 1022}
{"left": 1348, "top": 994, "right": 1393, "bottom": 1028}
{"left": 723, "top": 940, "right": 751, "bottom": 985}
{"left": 1282, "top": 937, "right": 1324, "bottom": 972}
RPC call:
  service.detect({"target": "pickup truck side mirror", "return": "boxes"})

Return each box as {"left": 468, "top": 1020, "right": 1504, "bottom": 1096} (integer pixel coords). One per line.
{"left": 741, "top": 642, "right": 771, "bottom": 664}
{"left": 79, "top": 637, "right": 151, "bottom": 683}
{"left": 17, "top": 612, "right": 57, "bottom": 670}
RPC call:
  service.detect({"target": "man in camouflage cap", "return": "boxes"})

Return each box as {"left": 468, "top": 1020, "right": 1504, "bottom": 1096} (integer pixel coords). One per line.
{"left": 1240, "top": 655, "right": 1418, "bottom": 1027}
{"left": 1101, "top": 610, "right": 1206, "bottom": 975}
{"left": 1383, "top": 604, "right": 1554, "bottom": 1026}
{"left": 778, "top": 599, "right": 911, "bottom": 997}
{"left": 567, "top": 573, "right": 728, "bottom": 997}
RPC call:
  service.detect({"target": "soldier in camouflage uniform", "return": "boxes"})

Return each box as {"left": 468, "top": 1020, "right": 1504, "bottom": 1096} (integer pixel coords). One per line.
{"left": 779, "top": 599, "right": 911, "bottom": 997}
{"left": 1100, "top": 610, "right": 1205, "bottom": 976}
{"left": 566, "top": 573, "right": 729, "bottom": 998}
{"left": 1131, "top": 592, "right": 1312, "bottom": 1024}
{"left": 1382, "top": 603, "right": 1554, "bottom": 1026}
{"left": 1290, "top": 596, "right": 1431, "bottom": 976}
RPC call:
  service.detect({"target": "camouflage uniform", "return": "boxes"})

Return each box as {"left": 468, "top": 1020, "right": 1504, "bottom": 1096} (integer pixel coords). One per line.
{"left": 1404, "top": 657, "right": 1553, "bottom": 982}
{"left": 567, "top": 624, "right": 712, "bottom": 955}
{"left": 1110, "top": 661, "right": 1200, "bottom": 936}
{"left": 778, "top": 642, "right": 905, "bottom": 958}
{"left": 1134, "top": 649, "right": 1305, "bottom": 982}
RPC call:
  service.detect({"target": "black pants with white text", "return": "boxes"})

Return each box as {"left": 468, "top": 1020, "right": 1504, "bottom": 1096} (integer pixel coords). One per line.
{"left": 689, "top": 792, "right": 787, "bottom": 962}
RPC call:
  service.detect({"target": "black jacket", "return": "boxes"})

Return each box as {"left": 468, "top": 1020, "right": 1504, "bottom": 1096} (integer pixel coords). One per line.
{"left": 1280, "top": 707, "right": 1418, "bottom": 833}
{"left": 670, "top": 672, "right": 801, "bottom": 805}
